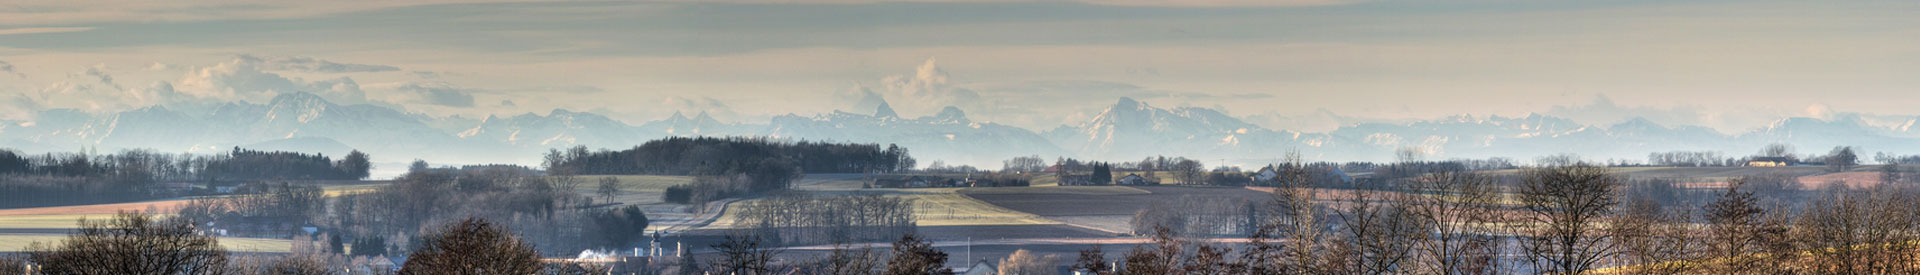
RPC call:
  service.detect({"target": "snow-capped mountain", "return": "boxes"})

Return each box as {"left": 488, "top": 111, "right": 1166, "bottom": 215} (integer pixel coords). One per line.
{"left": 765, "top": 104, "right": 1066, "bottom": 166}
{"left": 634, "top": 111, "right": 756, "bottom": 138}
{"left": 1046, "top": 98, "right": 1371, "bottom": 161}
{"left": 460, "top": 109, "right": 648, "bottom": 148}
{"left": 9, "top": 92, "right": 1920, "bottom": 168}
{"left": 0, "top": 92, "right": 502, "bottom": 162}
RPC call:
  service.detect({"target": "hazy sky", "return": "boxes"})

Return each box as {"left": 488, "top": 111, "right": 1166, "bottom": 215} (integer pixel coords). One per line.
{"left": 2, "top": 0, "right": 1917, "bottom": 133}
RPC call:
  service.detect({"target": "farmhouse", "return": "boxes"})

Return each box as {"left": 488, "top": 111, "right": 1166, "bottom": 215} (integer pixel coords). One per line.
{"left": 1117, "top": 174, "right": 1150, "bottom": 186}
{"left": 1251, "top": 167, "right": 1279, "bottom": 185}
{"left": 960, "top": 260, "right": 995, "bottom": 275}
{"left": 1747, "top": 157, "right": 1794, "bottom": 167}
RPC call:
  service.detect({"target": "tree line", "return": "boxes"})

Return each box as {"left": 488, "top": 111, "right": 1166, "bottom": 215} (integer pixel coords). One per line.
{"left": 1086, "top": 160, "right": 1920, "bottom": 274}
{"left": 169, "top": 162, "right": 654, "bottom": 259}
{"left": 0, "top": 148, "right": 370, "bottom": 208}
{"left": 542, "top": 137, "right": 915, "bottom": 176}
{"left": 732, "top": 193, "right": 916, "bottom": 245}
{"left": 0, "top": 148, "right": 369, "bottom": 181}
{"left": 8, "top": 212, "right": 611, "bottom": 274}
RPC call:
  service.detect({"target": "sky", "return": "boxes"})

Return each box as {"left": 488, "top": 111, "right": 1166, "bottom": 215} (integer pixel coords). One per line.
{"left": 2, "top": 0, "right": 1918, "bottom": 133}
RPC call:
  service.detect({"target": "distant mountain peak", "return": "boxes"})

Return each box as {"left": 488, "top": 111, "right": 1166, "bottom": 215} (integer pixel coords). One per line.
{"left": 1113, "top": 97, "right": 1143, "bottom": 110}
{"left": 929, "top": 106, "right": 968, "bottom": 122}
{"left": 875, "top": 101, "right": 899, "bottom": 118}
{"left": 693, "top": 111, "right": 720, "bottom": 123}
{"left": 268, "top": 91, "right": 327, "bottom": 104}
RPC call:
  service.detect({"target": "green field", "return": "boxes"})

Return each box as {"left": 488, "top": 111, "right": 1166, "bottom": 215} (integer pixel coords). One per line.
{"left": 0, "top": 234, "right": 291, "bottom": 253}
{"left": 0, "top": 214, "right": 136, "bottom": 229}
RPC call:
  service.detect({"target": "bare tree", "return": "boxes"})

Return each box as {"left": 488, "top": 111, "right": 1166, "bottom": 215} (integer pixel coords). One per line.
{"left": 552, "top": 174, "right": 583, "bottom": 193}
{"left": 1405, "top": 168, "right": 1504, "bottom": 275}
{"left": 1609, "top": 197, "right": 1694, "bottom": 275}
{"left": 28, "top": 211, "right": 232, "bottom": 275}
{"left": 1534, "top": 153, "right": 1585, "bottom": 167}
{"left": 885, "top": 233, "right": 952, "bottom": 275}
{"left": 711, "top": 233, "right": 781, "bottom": 275}
{"left": 1828, "top": 146, "right": 1859, "bottom": 172}
{"left": 1183, "top": 242, "right": 1236, "bottom": 274}
{"left": 1333, "top": 180, "right": 1423, "bottom": 275}
{"left": 1238, "top": 227, "right": 1284, "bottom": 275}
{"left": 998, "top": 249, "right": 1060, "bottom": 275}
{"left": 1270, "top": 151, "right": 1326, "bottom": 274}
{"left": 0, "top": 254, "right": 27, "bottom": 275}
{"left": 597, "top": 176, "right": 620, "bottom": 203}
{"left": 1169, "top": 159, "right": 1206, "bottom": 185}
{"left": 1794, "top": 187, "right": 1920, "bottom": 274}
{"left": 820, "top": 244, "right": 881, "bottom": 275}
{"left": 1074, "top": 245, "right": 1112, "bottom": 275}
{"left": 1516, "top": 164, "right": 1621, "bottom": 274}
{"left": 1759, "top": 143, "right": 1795, "bottom": 158}
{"left": 1120, "top": 227, "right": 1183, "bottom": 275}
{"left": 1880, "top": 164, "right": 1904, "bottom": 186}
{"left": 230, "top": 254, "right": 332, "bottom": 275}
{"left": 1702, "top": 179, "right": 1770, "bottom": 273}
{"left": 400, "top": 218, "right": 544, "bottom": 275}
{"left": 1396, "top": 147, "right": 1427, "bottom": 163}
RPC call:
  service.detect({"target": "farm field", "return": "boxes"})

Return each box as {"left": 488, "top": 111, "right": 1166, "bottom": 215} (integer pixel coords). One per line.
{"left": 0, "top": 200, "right": 194, "bottom": 216}
{"left": 964, "top": 185, "right": 1272, "bottom": 233}
{"left": 1485, "top": 166, "right": 1829, "bottom": 179}
{"left": 0, "top": 214, "right": 119, "bottom": 230}
{"left": 320, "top": 182, "right": 387, "bottom": 196}
{"left": 0, "top": 234, "right": 291, "bottom": 253}
{"left": 561, "top": 175, "right": 696, "bottom": 194}
{"left": 1028, "top": 171, "right": 1184, "bottom": 186}
{"left": 702, "top": 187, "right": 1058, "bottom": 230}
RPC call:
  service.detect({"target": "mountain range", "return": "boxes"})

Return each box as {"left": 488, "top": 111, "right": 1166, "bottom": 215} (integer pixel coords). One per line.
{"left": 6, "top": 92, "right": 1920, "bottom": 169}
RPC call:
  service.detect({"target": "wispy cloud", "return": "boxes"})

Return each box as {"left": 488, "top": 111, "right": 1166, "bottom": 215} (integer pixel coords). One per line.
{"left": 0, "top": 27, "right": 94, "bottom": 35}
{"left": 243, "top": 55, "right": 400, "bottom": 73}
{"left": 0, "top": 0, "right": 1351, "bottom": 26}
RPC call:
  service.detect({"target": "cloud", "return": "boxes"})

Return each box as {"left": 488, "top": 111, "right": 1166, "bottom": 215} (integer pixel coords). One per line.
{"left": 831, "top": 83, "right": 889, "bottom": 114}
{"left": 147, "top": 62, "right": 176, "bottom": 71}
{"left": 177, "top": 56, "right": 369, "bottom": 104}
{"left": 84, "top": 67, "right": 123, "bottom": 90}
{"left": 0, "top": 0, "right": 1353, "bottom": 25}
{"left": 0, "top": 1, "right": 530, "bottom": 25}
{"left": 33, "top": 70, "right": 134, "bottom": 112}
{"left": 0, "top": 94, "right": 40, "bottom": 120}
{"left": 853, "top": 57, "right": 986, "bottom": 117}
{"left": 0, "top": 61, "right": 21, "bottom": 78}
{"left": 1543, "top": 95, "right": 1728, "bottom": 131}
{"left": 242, "top": 55, "right": 400, "bottom": 73}
{"left": 0, "top": 27, "right": 94, "bottom": 36}
{"left": 497, "top": 85, "right": 602, "bottom": 95}
{"left": 660, "top": 95, "right": 742, "bottom": 120}
{"left": 1244, "top": 108, "right": 1403, "bottom": 133}
{"left": 383, "top": 82, "right": 478, "bottom": 107}
{"left": 662, "top": 96, "right": 729, "bottom": 110}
